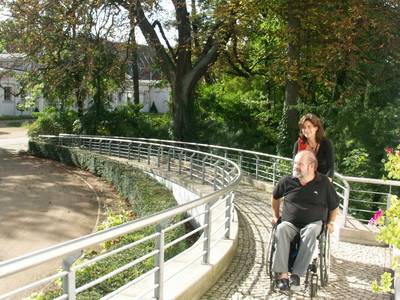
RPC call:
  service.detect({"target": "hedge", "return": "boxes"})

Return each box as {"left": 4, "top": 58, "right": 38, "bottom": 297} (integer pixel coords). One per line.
{"left": 27, "top": 141, "right": 190, "bottom": 299}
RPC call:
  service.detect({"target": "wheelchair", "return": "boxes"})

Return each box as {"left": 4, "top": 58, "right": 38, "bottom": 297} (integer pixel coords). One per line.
{"left": 267, "top": 219, "right": 331, "bottom": 298}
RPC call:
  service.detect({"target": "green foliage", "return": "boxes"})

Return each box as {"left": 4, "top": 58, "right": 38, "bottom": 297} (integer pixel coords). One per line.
{"left": 78, "top": 101, "right": 170, "bottom": 138}
{"left": 376, "top": 197, "right": 400, "bottom": 249}
{"left": 371, "top": 272, "right": 394, "bottom": 294}
{"left": 1, "top": 0, "right": 127, "bottom": 115}
{"left": 107, "top": 104, "right": 170, "bottom": 139}
{"left": 27, "top": 107, "right": 77, "bottom": 137}
{"left": 80, "top": 98, "right": 113, "bottom": 135}
{"left": 195, "top": 76, "right": 280, "bottom": 152}
{"left": 385, "top": 148, "right": 400, "bottom": 180}
{"left": 341, "top": 148, "right": 372, "bottom": 177}
{"left": 27, "top": 142, "right": 190, "bottom": 299}
{"left": 371, "top": 146, "right": 400, "bottom": 294}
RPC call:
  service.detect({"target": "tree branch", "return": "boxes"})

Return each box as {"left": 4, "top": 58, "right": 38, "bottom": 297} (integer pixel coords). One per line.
{"left": 152, "top": 20, "right": 177, "bottom": 63}
{"left": 135, "top": 0, "right": 175, "bottom": 83}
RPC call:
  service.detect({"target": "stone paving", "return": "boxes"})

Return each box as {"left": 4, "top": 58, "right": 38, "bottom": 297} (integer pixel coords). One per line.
{"left": 201, "top": 182, "right": 393, "bottom": 300}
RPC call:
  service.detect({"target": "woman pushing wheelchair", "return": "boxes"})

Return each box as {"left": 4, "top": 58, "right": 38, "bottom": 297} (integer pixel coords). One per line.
{"left": 270, "top": 150, "right": 339, "bottom": 292}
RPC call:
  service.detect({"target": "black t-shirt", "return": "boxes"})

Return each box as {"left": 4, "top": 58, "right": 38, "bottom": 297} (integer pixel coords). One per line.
{"left": 272, "top": 173, "right": 339, "bottom": 227}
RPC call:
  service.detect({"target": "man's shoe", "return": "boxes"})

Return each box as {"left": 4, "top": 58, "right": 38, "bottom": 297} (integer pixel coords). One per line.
{"left": 275, "top": 278, "right": 290, "bottom": 291}
{"left": 290, "top": 274, "right": 300, "bottom": 290}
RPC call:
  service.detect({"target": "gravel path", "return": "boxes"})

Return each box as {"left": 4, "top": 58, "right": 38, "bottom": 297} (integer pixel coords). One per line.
{"left": 0, "top": 122, "right": 121, "bottom": 296}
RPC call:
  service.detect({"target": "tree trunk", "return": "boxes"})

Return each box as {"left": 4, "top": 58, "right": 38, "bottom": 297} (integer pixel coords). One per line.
{"left": 171, "top": 78, "right": 195, "bottom": 141}
{"left": 284, "top": 0, "right": 300, "bottom": 146}
{"left": 129, "top": 9, "right": 140, "bottom": 104}
{"left": 75, "top": 90, "right": 84, "bottom": 117}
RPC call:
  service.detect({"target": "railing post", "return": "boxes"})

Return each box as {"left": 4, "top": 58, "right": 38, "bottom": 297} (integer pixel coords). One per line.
{"left": 225, "top": 192, "right": 234, "bottom": 239}
{"left": 147, "top": 145, "right": 151, "bottom": 165}
{"left": 99, "top": 139, "right": 102, "bottom": 154}
{"left": 108, "top": 140, "right": 111, "bottom": 155}
{"left": 89, "top": 138, "right": 92, "bottom": 152}
{"left": 128, "top": 142, "right": 131, "bottom": 160}
{"left": 190, "top": 153, "right": 195, "bottom": 179}
{"left": 157, "top": 147, "right": 161, "bottom": 167}
{"left": 238, "top": 154, "right": 243, "bottom": 169}
{"left": 167, "top": 149, "right": 171, "bottom": 171}
{"left": 272, "top": 161, "right": 277, "bottom": 186}
{"left": 255, "top": 155, "right": 259, "bottom": 180}
{"left": 62, "top": 251, "right": 81, "bottom": 300}
{"left": 203, "top": 203, "right": 212, "bottom": 264}
{"left": 137, "top": 143, "right": 141, "bottom": 162}
{"left": 387, "top": 185, "right": 392, "bottom": 210}
{"left": 178, "top": 151, "right": 183, "bottom": 174}
{"left": 154, "top": 223, "right": 165, "bottom": 300}
{"left": 342, "top": 181, "right": 350, "bottom": 227}
{"left": 213, "top": 161, "right": 218, "bottom": 191}
{"left": 202, "top": 156, "right": 207, "bottom": 184}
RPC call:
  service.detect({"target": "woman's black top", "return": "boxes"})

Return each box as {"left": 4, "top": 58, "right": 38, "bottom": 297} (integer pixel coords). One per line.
{"left": 293, "top": 137, "right": 335, "bottom": 178}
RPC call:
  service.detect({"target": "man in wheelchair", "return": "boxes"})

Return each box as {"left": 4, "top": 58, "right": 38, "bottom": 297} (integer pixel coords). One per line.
{"left": 271, "top": 150, "right": 339, "bottom": 291}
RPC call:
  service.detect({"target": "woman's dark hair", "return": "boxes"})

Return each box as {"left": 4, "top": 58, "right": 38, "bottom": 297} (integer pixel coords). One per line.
{"left": 298, "top": 113, "right": 325, "bottom": 143}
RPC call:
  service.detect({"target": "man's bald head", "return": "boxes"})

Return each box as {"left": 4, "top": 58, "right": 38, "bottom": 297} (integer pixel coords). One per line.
{"left": 292, "top": 150, "right": 317, "bottom": 180}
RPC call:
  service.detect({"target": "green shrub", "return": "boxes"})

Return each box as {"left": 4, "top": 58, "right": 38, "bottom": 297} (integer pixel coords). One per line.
{"left": 27, "top": 107, "right": 77, "bottom": 137}
{"left": 371, "top": 146, "right": 400, "bottom": 294}
{"left": 195, "top": 76, "right": 280, "bottom": 152}
{"left": 28, "top": 141, "right": 190, "bottom": 299}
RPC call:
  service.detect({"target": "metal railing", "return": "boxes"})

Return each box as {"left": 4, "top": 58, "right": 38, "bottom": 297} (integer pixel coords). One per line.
{"left": 2, "top": 134, "right": 400, "bottom": 299}
{"left": 0, "top": 135, "right": 241, "bottom": 300}
{"left": 64, "top": 135, "right": 400, "bottom": 226}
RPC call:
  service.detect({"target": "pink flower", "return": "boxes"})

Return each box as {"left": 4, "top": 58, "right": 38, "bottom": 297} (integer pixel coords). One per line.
{"left": 368, "top": 208, "right": 383, "bottom": 226}
{"left": 396, "top": 149, "right": 400, "bottom": 157}
{"left": 385, "top": 147, "right": 393, "bottom": 155}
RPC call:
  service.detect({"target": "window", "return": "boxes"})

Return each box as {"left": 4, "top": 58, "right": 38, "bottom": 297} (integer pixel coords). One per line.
{"left": 4, "top": 87, "right": 12, "bottom": 101}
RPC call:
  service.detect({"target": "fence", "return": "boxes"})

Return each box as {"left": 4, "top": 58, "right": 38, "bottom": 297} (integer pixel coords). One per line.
{"left": 1, "top": 134, "right": 400, "bottom": 299}
{"left": 0, "top": 135, "right": 241, "bottom": 300}
{"left": 61, "top": 134, "right": 400, "bottom": 226}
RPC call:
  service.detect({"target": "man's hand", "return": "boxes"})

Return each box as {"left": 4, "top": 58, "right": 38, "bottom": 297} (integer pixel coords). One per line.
{"left": 327, "top": 223, "right": 334, "bottom": 234}
{"left": 272, "top": 217, "right": 280, "bottom": 225}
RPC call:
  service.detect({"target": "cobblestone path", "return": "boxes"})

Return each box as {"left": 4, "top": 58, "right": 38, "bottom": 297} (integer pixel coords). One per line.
{"left": 201, "top": 182, "right": 393, "bottom": 300}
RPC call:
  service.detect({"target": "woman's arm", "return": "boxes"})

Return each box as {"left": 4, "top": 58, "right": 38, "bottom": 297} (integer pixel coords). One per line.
{"left": 324, "top": 138, "right": 335, "bottom": 178}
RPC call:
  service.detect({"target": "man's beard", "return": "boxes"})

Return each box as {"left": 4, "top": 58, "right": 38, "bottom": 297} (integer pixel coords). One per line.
{"left": 292, "top": 168, "right": 303, "bottom": 178}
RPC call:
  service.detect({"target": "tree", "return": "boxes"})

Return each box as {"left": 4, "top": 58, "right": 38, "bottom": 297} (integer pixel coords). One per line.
{"left": 114, "top": 0, "right": 236, "bottom": 140}
{"left": 0, "top": 0, "right": 127, "bottom": 117}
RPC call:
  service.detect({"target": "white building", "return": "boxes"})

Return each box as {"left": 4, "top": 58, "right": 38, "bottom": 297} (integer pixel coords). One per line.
{"left": 0, "top": 52, "right": 170, "bottom": 116}
{"left": 112, "top": 77, "right": 170, "bottom": 113}
{"left": 0, "top": 53, "right": 45, "bottom": 115}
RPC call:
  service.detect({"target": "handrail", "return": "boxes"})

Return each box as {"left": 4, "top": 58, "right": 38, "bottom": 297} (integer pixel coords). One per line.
{"left": 0, "top": 186, "right": 237, "bottom": 278}
{"left": 338, "top": 175, "right": 400, "bottom": 186}
{"left": 0, "top": 135, "right": 241, "bottom": 300}
{"left": 3, "top": 134, "right": 400, "bottom": 299}
{"left": 74, "top": 135, "right": 400, "bottom": 225}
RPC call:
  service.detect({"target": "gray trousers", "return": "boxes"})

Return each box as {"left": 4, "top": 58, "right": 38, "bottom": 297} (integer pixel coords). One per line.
{"left": 271, "top": 220, "right": 322, "bottom": 276}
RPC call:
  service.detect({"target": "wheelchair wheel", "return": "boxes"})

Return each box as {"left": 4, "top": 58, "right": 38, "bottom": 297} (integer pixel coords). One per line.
{"left": 267, "top": 224, "right": 277, "bottom": 278}
{"left": 319, "top": 229, "right": 331, "bottom": 287}
{"left": 267, "top": 224, "right": 277, "bottom": 291}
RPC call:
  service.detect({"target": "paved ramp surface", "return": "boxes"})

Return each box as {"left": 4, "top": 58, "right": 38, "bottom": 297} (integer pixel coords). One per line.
{"left": 201, "top": 182, "right": 393, "bottom": 300}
